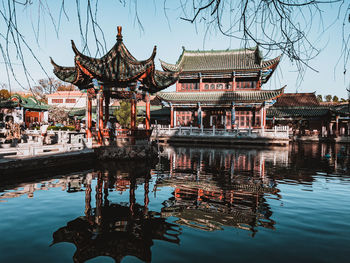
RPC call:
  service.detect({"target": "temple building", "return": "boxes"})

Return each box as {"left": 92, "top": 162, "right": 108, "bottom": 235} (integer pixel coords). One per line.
{"left": 157, "top": 46, "right": 283, "bottom": 128}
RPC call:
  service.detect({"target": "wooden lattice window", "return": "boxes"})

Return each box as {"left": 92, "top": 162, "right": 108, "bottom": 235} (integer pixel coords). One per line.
{"left": 65, "top": 99, "right": 76, "bottom": 103}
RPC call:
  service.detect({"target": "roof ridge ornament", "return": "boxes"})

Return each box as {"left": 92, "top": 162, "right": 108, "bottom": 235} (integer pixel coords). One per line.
{"left": 117, "top": 26, "right": 123, "bottom": 42}
{"left": 71, "top": 40, "right": 80, "bottom": 56}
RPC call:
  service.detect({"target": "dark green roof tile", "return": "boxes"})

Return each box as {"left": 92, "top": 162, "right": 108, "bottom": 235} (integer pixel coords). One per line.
{"left": 160, "top": 46, "right": 281, "bottom": 72}
{"left": 157, "top": 88, "right": 284, "bottom": 105}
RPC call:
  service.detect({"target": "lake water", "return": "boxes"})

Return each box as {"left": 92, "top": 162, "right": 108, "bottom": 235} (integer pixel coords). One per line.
{"left": 0, "top": 143, "right": 349, "bottom": 263}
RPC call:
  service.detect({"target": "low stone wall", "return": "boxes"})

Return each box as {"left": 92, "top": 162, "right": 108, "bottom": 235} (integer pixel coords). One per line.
{"left": 95, "top": 144, "right": 159, "bottom": 160}
{"left": 0, "top": 150, "right": 95, "bottom": 177}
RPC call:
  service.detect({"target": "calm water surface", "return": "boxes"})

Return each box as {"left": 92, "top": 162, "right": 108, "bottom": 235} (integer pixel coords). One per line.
{"left": 0, "top": 143, "right": 349, "bottom": 263}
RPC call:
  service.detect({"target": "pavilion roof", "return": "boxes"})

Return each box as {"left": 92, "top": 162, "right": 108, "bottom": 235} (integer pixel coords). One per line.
{"left": 156, "top": 87, "right": 285, "bottom": 105}
{"left": 51, "top": 27, "right": 178, "bottom": 94}
{"left": 160, "top": 46, "right": 281, "bottom": 74}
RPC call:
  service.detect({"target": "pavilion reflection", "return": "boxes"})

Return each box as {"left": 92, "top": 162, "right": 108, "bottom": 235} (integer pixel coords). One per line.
{"left": 52, "top": 168, "right": 181, "bottom": 263}
{"left": 155, "top": 147, "right": 283, "bottom": 234}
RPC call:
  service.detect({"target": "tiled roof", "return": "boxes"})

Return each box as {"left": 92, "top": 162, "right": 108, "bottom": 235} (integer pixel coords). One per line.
{"left": 332, "top": 103, "right": 350, "bottom": 115}
{"left": 267, "top": 106, "right": 330, "bottom": 118}
{"left": 51, "top": 28, "right": 178, "bottom": 93}
{"left": 1, "top": 95, "right": 48, "bottom": 110}
{"left": 160, "top": 46, "right": 281, "bottom": 72}
{"left": 273, "top": 93, "right": 319, "bottom": 107}
{"left": 157, "top": 87, "right": 285, "bottom": 105}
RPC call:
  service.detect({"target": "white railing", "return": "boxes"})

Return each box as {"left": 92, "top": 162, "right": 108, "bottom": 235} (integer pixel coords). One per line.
{"left": 0, "top": 130, "right": 91, "bottom": 158}
{"left": 152, "top": 125, "right": 289, "bottom": 139}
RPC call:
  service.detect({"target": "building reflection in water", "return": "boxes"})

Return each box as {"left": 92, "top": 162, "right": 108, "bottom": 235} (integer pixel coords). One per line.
{"left": 157, "top": 147, "right": 286, "bottom": 234}
{"left": 1, "top": 144, "right": 348, "bottom": 262}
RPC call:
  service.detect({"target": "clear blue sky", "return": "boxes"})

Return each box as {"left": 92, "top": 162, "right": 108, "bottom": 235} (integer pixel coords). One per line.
{"left": 0, "top": 1, "right": 349, "bottom": 99}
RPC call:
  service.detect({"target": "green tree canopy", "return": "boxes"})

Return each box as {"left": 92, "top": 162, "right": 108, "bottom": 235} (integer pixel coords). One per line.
{"left": 114, "top": 100, "right": 131, "bottom": 128}
{"left": 316, "top": 94, "right": 323, "bottom": 102}
{"left": 324, "top": 95, "right": 332, "bottom": 102}
{"left": 113, "top": 100, "right": 144, "bottom": 128}
{"left": 332, "top": 96, "right": 339, "bottom": 102}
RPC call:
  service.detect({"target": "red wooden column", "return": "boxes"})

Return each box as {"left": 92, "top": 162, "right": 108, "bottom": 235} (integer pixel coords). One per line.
{"left": 104, "top": 93, "right": 110, "bottom": 126}
{"left": 86, "top": 95, "right": 92, "bottom": 139}
{"left": 232, "top": 71, "right": 236, "bottom": 91}
{"left": 145, "top": 91, "right": 151, "bottom": 130}
{"left": 257, "top": 70, "right": 262, "bottom": 89}
{"left": 170, "top": 103, "right": 174, "bottom": 128}
{"left": 260, "top": 102, "right": 265, "bottom": 128}
{"left": 97, "top": 89, "right": 104, "bottom": 145}
{"left": 130, "top": 93, "right": 137, "bottom": 130}
{"left": 252, "top": 108, "right": 256, "bottom": 127}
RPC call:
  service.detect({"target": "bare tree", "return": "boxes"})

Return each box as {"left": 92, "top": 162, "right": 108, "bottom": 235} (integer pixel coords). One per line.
{"left": 48, "top": 105, "right": 69, "bottom": 124}
{"left": 174, "top": 0, "right": 350, "bottom": 83}
{"left": 0, "top": 0, "right": 349, "bottom": 88}
{"left": 31, "top": 77, "right": 63, "bottom": 101}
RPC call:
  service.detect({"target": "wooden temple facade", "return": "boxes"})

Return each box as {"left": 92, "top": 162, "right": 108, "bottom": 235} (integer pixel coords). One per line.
{"left": 51, "top": 26, "right": 178, "bottom": 145}
{"left": 157, "top": 47, "right": 283, "bottom": 129}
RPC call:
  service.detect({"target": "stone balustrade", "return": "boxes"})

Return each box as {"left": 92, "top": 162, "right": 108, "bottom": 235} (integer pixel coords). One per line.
{"left": 152, "top": 125, "right": 290, "bottom": 140}
{"left": 0, "top": 130, "right": 92, "bottom": 159}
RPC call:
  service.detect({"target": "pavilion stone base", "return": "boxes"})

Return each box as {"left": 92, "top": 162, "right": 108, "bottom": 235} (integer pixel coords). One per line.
{"left": 95, "top": 143, "right": 158, "bottom": 160}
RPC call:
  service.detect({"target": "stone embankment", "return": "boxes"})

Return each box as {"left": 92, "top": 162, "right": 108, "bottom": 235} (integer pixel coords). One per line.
{"left": 95, "top": 144, "right": 159, "bottom": 160}
{"left": 0, "top": 149, "right": 95, "bottom": 177}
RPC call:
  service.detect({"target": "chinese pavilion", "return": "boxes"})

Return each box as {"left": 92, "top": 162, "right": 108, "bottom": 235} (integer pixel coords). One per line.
{"left": 157, "top": 46, "right": 283, "bottom": 128}
{"left": 51, "top": 26, "right": 178, "bottom": 145}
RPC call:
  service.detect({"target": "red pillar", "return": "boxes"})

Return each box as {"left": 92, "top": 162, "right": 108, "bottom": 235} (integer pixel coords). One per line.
{"left": 86, "top": 97, "right": 92, "bottom": 139}
{"left": 104, "top": 94, "right": 110, "bottom": 126}
{"left": 145, "top": 92, "right": 150, "bottom": 130}
{"left": 98, "top": 90, "right": 104, "bottom": 145}
{"left": 170, "top": 104, "right": 174, "bottom": 128}
{"left": 130, "top": 94, "right": 137, "bottom": 130}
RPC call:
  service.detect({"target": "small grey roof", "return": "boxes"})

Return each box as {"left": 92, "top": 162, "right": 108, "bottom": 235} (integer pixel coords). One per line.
{"left": 267, "top": 106, "right": 330, "bottom": 118}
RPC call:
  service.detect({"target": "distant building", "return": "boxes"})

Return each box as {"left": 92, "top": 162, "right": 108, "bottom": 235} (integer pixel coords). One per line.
{"left": 47, "top": 91, "right": 87, "bottom": 108}
{"left": 0, "top": 94, "right": 48, "bottom": 126}
{"left": 266, "top": 93, "right": 350, "bottom": 137}
{"left": 157, "top": 46, "right": 282, "bottom": 128}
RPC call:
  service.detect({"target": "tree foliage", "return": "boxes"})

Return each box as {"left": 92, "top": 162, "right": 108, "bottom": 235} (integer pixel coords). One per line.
{"left": 316, "top": 94, "right": 323, "bottom": 102}
{"left": 0, "top": 89, "right": 10, "bottom": 100}
{"left": 332, "top": 95, "right": 339, "bottom": 102}
{"left": 324, "top": 95, "right": 332, "bottom": 102}
{"left": 114, "top": 101, "right": 131, "bottom": 128}
{"left": 113, "top": 100, "right": 143, "bottom": 128}
{"left": 48, "top": 106, "right": 69, "bottom": 124}
{"left": 57, "top": 85, "right": 77, "bottom": 92}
